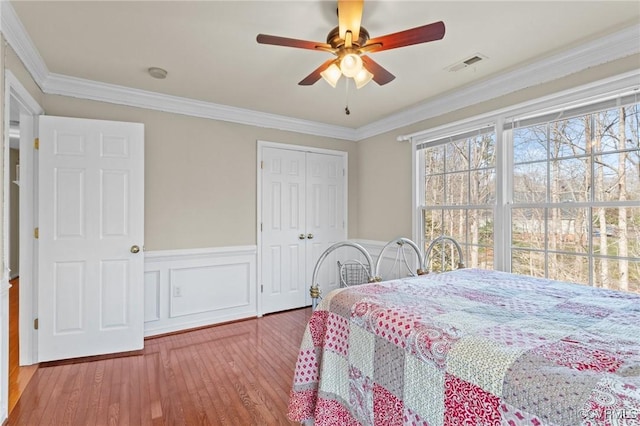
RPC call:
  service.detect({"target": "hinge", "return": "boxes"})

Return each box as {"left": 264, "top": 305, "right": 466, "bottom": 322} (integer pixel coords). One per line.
{"left": 34, "top": 318, "right": 39, "bottom": 330}
{"left": 260, "top": 223, "right": 263, "bottom": 232}
{"left": 261, "top": 285, "right": 263, "bottom": 293}
{"left": 34, "top": 227, "right": 39, "bottom": 239}
{"left": 260, "top": 161, "right": 264, "bottom": 169}
{"left": 34, "top": 138, "right": 39, "bottom": 150}
{"left": 343, "top": 169, "right": 345, "bottom": 176}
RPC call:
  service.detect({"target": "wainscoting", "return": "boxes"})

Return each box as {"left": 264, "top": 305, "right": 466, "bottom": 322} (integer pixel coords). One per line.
{"left": 142, "top": 239, "right": 419, "bottom": 337}
{"left": 143, "top": 246, "right": 257, "bottom": 337}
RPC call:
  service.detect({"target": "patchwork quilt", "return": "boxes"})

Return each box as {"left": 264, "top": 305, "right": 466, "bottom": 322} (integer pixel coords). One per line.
{"left": 287, "top": 269, "right": 640, "bottom": 425}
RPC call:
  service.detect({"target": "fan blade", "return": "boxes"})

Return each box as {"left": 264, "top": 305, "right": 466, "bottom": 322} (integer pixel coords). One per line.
{"left": 338, "top": 0, "right": 364, "bottom": 41}
{"left": 299, "top": 59, "right": 337, "bottom": 86}
{"left": 361, "top": 56, "right": 395, "bottom": 85}
{"left": 365, "top": 21, "right": 445, "bottom": 53}
{"left": 257, "top": 34, "right": 333, "bottom": 52}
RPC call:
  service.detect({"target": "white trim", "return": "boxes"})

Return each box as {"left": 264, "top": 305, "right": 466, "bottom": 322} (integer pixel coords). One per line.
{"left": 2, "top": 0, "right": 638, "bottom": 141}
{"left": 143, "top": 246, "right": 257, "bottom": 337}
{"left": 144, "top": 245, "right": 256, "bottom": 261}
{"left": 400, "top": 69, "right": 640, "bottom": 143}
{"left": 3, "top": 71, "right": 43, "bottom": 372}
{"left": 43, "top": 73, "right": 359, "bottom": 141}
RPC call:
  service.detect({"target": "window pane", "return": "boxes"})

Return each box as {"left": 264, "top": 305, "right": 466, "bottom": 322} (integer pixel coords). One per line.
{"left": 467, "top": 245, "right": 494, "bottom": 269}
{"left": 472, "top": 169, "right": 496, "bottom": 204}
{"left": 446, "top": 140, "right": 469, "bottom": 172}
{"left": 594, "top": 108, "right": 622, "bottom": 153}
{"left": 594, "top": 153, "right": 640, "bottom": 202}
{"left": 512, "top": 207, "right": 545, "bottom": 249}
{"left": 547, "top": 253, "right": 589, "bottom": 284}
{"left": 550, "top": 157, "right": 590, "bottom": 202}
{"left": 445, "top": 172, "right": 468, "bottom": 205}
{"left": 425, "top": 174, "right": 444, "bottom": 205}
{"left": 513, "top": 125, "right": 547, "bottom": 164}
{"left": 592, "top": 207, "right": 640, "bottom": 257}
{"left": 424, "top": 145, "right": 445, "bottom": 174}
{"left": 550, "top": 117, "right": 587, "bottom": 158}
{"left": 547, "top": 207, "right": 589, "bottom": 253}
{"left": 511, "top": 249, "right": 545, "bottom": 278}
{"left": 424, "top": 210, "right": 443, "bottom": 242}
{"left": 470, "top": 134, "right": 496, "bottom": 169}
{"left": 593, "top": 258, "right": 640, "bottom": 294}
{"left": 442, "top": 209, "right": 467, "bottom": 243}
{"left": 513, "top": 163, "right": 546, "bottom": 203}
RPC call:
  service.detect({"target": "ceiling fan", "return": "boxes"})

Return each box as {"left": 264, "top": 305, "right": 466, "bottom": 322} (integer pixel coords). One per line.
{"left": 256, "top": 0, "right": 445, "bottom": 89}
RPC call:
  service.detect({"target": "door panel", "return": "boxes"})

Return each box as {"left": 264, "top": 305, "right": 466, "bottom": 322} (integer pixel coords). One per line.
{"left": 261, "top": 147, "right": 307, "bottom": 313}
{"left": 38, "top": 116, "right": 144, "bottom": 362}
{"left": 305, "top": 153, "right": 345, "bottom": 299}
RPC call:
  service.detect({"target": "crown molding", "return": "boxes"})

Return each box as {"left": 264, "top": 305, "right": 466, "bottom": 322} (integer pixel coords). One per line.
{"left": 1, "top": 0, "right": 49, "bottom": 85}
{"left": 43, "top": 73, "right": 358, "bottom": 141}
{"left": 354, "top": 23, "right": 640, "bottom": 140}
{"left": 1, "top": 0, "right": 638, "bottom": 143}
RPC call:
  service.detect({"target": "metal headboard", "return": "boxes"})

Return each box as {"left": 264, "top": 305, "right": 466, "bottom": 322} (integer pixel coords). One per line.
{"left": 374, "top": 237, "right": 426, "bottom": 280}
{"left": 423, "top": 235, "right": 465, "bottom": 272}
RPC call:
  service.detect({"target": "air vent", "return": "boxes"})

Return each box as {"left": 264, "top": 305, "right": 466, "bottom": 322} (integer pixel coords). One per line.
{"left": 446, "top": 53, "right": 488, "bottom": 72}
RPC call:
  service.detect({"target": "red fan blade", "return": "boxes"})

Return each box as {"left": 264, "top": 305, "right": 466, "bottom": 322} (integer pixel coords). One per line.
{"left": 299, "top": 59, "right": 337, "bottom": 86}
{"left": 338, "top": 0, "right": 364, "bottom": 41}
{"left": 364, "top": 21, "right": 445, "bottom": 53}
{"left": 361, "top": 56, "right": 395, "bottom": 85}
{"left": 257, "top": 34, "right": 333, "bottom": 52}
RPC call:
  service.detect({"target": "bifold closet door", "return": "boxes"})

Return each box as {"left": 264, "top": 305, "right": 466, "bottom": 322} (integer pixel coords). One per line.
{"left": 261, "top": 147, "right": 346, "bottom": 314}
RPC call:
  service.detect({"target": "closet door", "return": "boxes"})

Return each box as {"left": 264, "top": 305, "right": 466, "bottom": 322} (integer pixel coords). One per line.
{"left": 260, "top": 146, "right": 346, "bottom": 314}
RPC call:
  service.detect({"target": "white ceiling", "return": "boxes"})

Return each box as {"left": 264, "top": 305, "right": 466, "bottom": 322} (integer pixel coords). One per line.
{"left": 8, "top": 1, "right": 640, "bottom": 132}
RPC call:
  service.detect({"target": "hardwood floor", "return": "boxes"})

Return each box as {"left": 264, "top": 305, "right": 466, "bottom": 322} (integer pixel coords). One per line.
{"left": 8, "top": 277, "right": 38, "bottom": 415}
{"left": 7, "top": 307, "right": 313, "bottom": 425}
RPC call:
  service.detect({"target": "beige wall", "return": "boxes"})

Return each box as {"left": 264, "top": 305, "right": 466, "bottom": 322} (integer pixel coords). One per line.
{"left": 3, "top": 40, "right": 638, "bottom": 250}
{"left": 41, "top": 96, "right": 359, "bottom": 250}
{"left": 5, "top": 44, "right": 359, "bottom": 251}
{"left": 356, "top": 54, "right": 640, "bottom": 242}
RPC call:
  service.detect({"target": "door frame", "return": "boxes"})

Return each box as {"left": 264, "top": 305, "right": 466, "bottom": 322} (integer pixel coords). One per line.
{"left": 256, "top": 140, "right": 348, "bottom": 316}
{"left": 3, "top": 70, "right": 43, "bottom": 368}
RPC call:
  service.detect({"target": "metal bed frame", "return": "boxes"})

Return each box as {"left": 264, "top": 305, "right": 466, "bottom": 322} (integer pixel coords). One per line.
{"left": 310, "top": 236, "right": 465, "bottom": 309}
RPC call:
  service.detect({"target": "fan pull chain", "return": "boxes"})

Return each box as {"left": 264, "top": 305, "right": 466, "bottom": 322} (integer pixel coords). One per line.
{"left": 345, "top": 78, "right": 351, "bottom": 115}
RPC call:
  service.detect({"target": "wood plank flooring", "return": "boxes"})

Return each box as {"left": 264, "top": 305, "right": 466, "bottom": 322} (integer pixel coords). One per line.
{"left": 7, "top": 307, "right": 312, "bottom": 425}
{"left": 8, "top": 277, "right": 39, "bottom": 415}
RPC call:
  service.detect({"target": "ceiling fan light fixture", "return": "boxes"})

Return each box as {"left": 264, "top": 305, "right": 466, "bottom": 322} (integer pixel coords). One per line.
{"left": 353, "top": 67, "right": 373, "bottom": 89}
{"left": 320, "top": 63, "right": 342, "bottom": 88}
{"left": 340, "top": 53, "right": 363, "bottom": 78}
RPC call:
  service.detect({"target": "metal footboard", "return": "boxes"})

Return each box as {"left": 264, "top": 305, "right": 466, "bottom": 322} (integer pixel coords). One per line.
{"left": 310, "top": 241, "right": 375, "bottom": 310}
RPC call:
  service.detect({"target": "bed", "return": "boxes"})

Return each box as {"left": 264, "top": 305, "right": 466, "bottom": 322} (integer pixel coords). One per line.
{"left": 287, "top": 268, "right": 640, "bottom": 425}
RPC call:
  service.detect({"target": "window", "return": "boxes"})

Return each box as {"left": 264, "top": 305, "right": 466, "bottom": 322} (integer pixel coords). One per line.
{"left": 419, "top": 128, "right": 496, "bottom": 271}
{"left": 415, "top": 85, "right": 640, "bottom": 293}
{"left": 511, "top": 104, "right": 640, "bottom": 292}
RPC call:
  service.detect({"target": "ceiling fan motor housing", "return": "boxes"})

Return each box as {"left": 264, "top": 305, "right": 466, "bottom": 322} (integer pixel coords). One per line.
{"left": 326, "top": 26, "right": 370, "bottom": 49}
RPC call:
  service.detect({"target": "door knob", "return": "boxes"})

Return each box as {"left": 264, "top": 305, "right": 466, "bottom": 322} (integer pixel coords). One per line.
{"left": 130, "top": 245, "right": 141, "bottom": 254}
{"left": 307, "top": 234, "right": 314, "bottom": 239}
{"left": 298, "top": 234, "right": 306, "bottom": 240}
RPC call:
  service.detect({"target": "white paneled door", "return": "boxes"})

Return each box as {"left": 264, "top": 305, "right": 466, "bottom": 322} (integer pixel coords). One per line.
{"left": 38, "top": 116, "right": 144, "bottom": 362}
{"left": 261, "top": 146, "right": 346, "bottom": 314}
